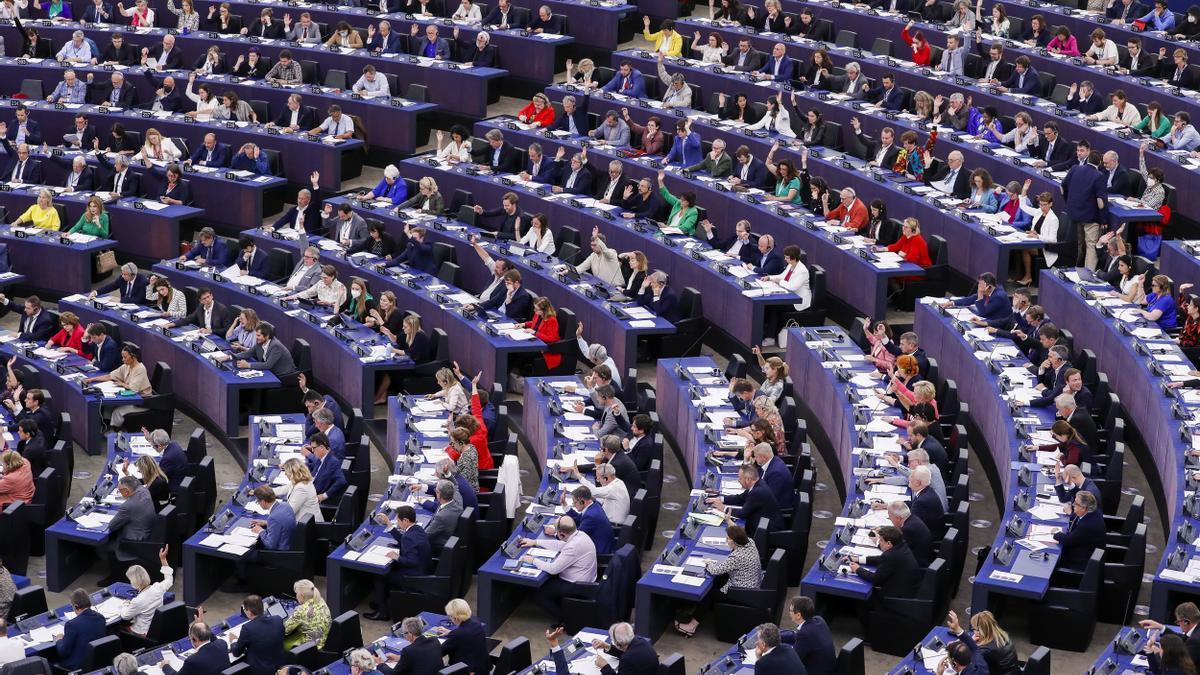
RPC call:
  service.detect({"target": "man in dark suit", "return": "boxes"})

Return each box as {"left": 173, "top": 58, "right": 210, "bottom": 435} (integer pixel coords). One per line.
{"left": 593, "top": 160, "right": 632, "bottom": 205}
{"left": 95, "top": 263, "right": 147, "bottom": 305}
{"left": 0, "top": 139, "right": 43, "bottom": 185}
{"left": 751, "top": 235, "right": 787, "bottom": 276}
{"left": 624, "top": 414, "right": 657, "bottom": 472}
{"left": 148, "top": 428, "right": 189, "bottom": 493}
{"left": 752, "top": 623, "right": 807, "bottom": 672}
{"left": 709, "top": 219, "right": 759, "bottom": 265}
{"left": 62, "top": 114, "right": 98, "bottom": 150}
{"left": 907, "top": 466, "right": 945, "bottom": 538}
{"left": 55, "top": 589, "right": 107, "bottom": 671}
{"left": 723, "top": 38, "right": 767, "bottom": 72}
{"left": 943, "top": 611, "right": 991, "bottom": 674}
{"left": 1053, "top": 464, "right": 1103, "bottom": 510}
{"left": 187, "top": 133, "right": 231, "bottom": 168}
{"left": 456, "top": 29, "right": 498, "bottom": 68}
{"left": 3, "top": 107, "right": 43, "bottom": 146}
{"left": 271, "top": 94, "right": 319, "bottom": 132}
{"left": 637, "top": 271, "right": 681, "bottom": 323}
{"left": 390, "top": 225, "right": 437, "bottom": 274}
{"left": 889, "top": 500, "right": 934, "bottom": 567}
{"left": 95, "top": 152, "right": 141, "bottom": 197}
{"left": 518, "top": 143, "right": 560, "bottom": 185}
{"left": 365, "top": 21, "right": 402, "bottom": 53}
{"left": 476, "top": 269, "right": 532, "bottom": 320}
{"left": 1034, "top": 344, "right": 1070, "bottom": 395}
{"left": 142, "top": 36, "right": 184, "bottom": 71}
{"left": 81, "top": 0, "right": 116, "bottom": 23}
{"left": 924, "top": 151, "right": 971, "bottom": 199}
{"left": 275, "top": 176, "right": 324, "bottom": 234}
{"left": 751, "top": 442, "right": 792, "bottom": 506}
{"left": 709, "top": 462, "right": 779, "bottom": 536}
{"left": 730, "top": 146, "right": 770, "bottom": 190}
{"left": 1100, "top": 150, "right": 1133, "bottom": 197}
{"left": 866, "top": 73, "right": 905, "bottom": 111}
{"left": 56, "top": 154, "right": 96, "bottom": 191}
{"left": 0, "top": 294, "right": 53, "bottom": 342}
{"left": 16, "top": 419, "right": 47, "bottom": 478}
{"left": 230, "top": 595, "right": 287, "bottom": 675}
{"left": 170, "top": 287, "right": 232, "bottom": 335}
{"left": 235, "top": 235, "right": 271, "bottom": 279}
{"left": 1120, "top": 37, "right": 1156, "bottom": 75}
{"left": 559, "top": 622, "right": 657, "bottom": 675}
{"left": 424, "top": 479, "right": 464, "bottom": 551}
{"left": 482, "top": 0, "right": 525, "bottom": 28}
{"left": 367, "top": 505, "right": 433, "bottom": 621}
{"left": 1140, "top": 603, "right": 1200, "bottom": 667}
{"left": 1096, "top": 238, "right": 1123, "bottom": 286}
{"left": 181, "top": 227, "right": 233, "bottom": 267}
{"left": 850, "top": 119, "right": 901, "bottom": 169}
{"left": 234, "top": 321, "right": 297, "bottom": 377}
{"left": 1066, "top": 81, "right": 1104, "bottom": 116}
{"left": 910, "top": 422, "right": 949, "bottom": 478}
{"left": 1052, "top": 491, "right": 1105, "bottom": 569}
{"left": 554, "top": 149, "right": 593, "bottom": 196}
{"left": 850, "top": 525, "right": 920, "bottom": 601}
{"left": 302, "top": 385, "right": 344, "bottom": 438}
{"left": 1059, "top": 393, "right": 1101, "bottom": 458}
{"left": 782, "top": 596, "right": 836, "bottom": 675}
{"left": 1108, "top": 0, "right": 1145, "bottom": 20}
{"left": 884, "top": 331, "right": 930, "bottom": 380}
{"left": 944, "top": 273, "right": 1010, "bottom": 323}
{"left": 997, "top": 56, "right": 1040, "bottom": 95}
{"left": 380, "top": 616, "right": 444, "bottom": 674}
{"left": 81, "top": 322, "right": 122, "bottom": 372}
{"left": 550, "top": 95, "right": 589, "bottom": 136}
{"left": 1030, "top": 122, "right": 1074, "bottom": 170}
{"left": 243, "top": 8, "right": 285, "bottom": 39}
{"left": 528, "top": 5, "right": 564, "bottom": 33}
{"left": 305, "top": 432, "right": 347, "bottom": 504}
{"left": 477, "top": 129, "right": 522, "bottom": 174}
{"left": 563, "top": 486, "right": 616, "bottom": 554}
{"left": 99, "top": 476, "right": 156, "bottom": 584}
{"left": 163, "top": 620, "right": 230, "bottom": 674}
{"left": 1063, "top": 150, "right": 1107, "bottom": 268}
{"left": 95, "top": 34, "right": 139, "bottom": 67}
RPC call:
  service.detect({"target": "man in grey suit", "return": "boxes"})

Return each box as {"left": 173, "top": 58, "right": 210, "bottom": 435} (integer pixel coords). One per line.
{"left": 686, "top": 138, "right": 733, "bottom": 178}
{"left": 234, "top": 321, "right": 296, "bottom": 376}
{"left": 424, "top": 479, "right": 464, "bottom": 551}
{"left": 99, "top": 476, "right": 156, "bottom": 585}
{"left": 323, "top": 203, "right": 369, "bottom": 250}
{"left": 838, "top": 62, "right": 872, "bottom": 99}
{"left": 281, "top": 245, "right": 323, "bottom": 292}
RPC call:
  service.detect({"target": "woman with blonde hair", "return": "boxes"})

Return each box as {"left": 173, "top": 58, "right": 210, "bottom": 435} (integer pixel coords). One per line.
{"left": 69, "top": 196, "right": 109, "bottom": 237}
{"left": 124, "top": 454, "right": 169, "bottom": 510}
{"left": 226, "top": 308, "right": 260, "bottom": 349}
{"left": 565, "top": 58, "right": 599, "bottom": 88}
{"left": 0, "top": 451, "right": 32, "bottom": 507}
{"left": 398, "top": 176, "right": 443, "bottom": 214}
{"left": 970, "top": 610, "right": 1019, "bottom": 673}
{"left": 438, "top": 598, "right": 489, "bottom": 673}
{"left": 15, "top": 189, "right": 60, "bottom": 230}
{"left": 887, "top": 379, "right": 938, "bottom": 429}
{"left": 620, "top": 250, "right": 649, "bottom": 294}
{"left": 118, "top": 546, "right": 172, "bottom": 635}
{"left": 135, "top": 128, "right": 182, "bottom": 163}
{"left": 429, "top": 367, "right": 469, "bottom": 415}
{"left": 165, "top": 0, "right": 198, "bottom": 31}
{"left": 284, "top": 578, "right": 331, "bottom": 648}
{"left": 275, "top": 457, "right": 323, "bottom": 522}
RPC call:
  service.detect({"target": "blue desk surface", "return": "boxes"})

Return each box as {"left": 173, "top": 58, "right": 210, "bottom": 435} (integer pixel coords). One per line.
{"left": 315, "top": 612, "right": 454, "bottom": 675}
{"left": 887, "top": 627, "right": 961, "bottom": 674}
{"left": 9, "top": 582, "right": 172, "bottom": 656}
{"left": 517, "top": 626, "right": 625, "bottom": 675}
{"left": 1086, "top": 626, "right": 1159, "bottom": 675}
{"left": 1036, "top": 271, "right": 1200, "bottom": 620}
{"left": 913, "top": 301, "right": 1062, "bottom": 608}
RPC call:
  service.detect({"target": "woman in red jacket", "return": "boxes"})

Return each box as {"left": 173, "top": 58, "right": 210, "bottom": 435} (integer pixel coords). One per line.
{"left": 0, "top": 451, "right": 33, "bottom": 508}
{"left": 901, "top": 21, "right": 931, "bottom": 66}
{"left": 883, "top": 217, "right": 932, "bottom": 288}
{"left": 1031, "top": 420, "right": 1092, "bottom": 468}
{"left": 517, "top": 93, "right": 556, "bottom": 128}
{"left": 445, "top": 373, "right": 495, "bottom": 470}
{"left": 47, "top": 311, "right": 86, "bottom": 357}
{"left": 526, "top": 297, "right": 562, "bottom": 371}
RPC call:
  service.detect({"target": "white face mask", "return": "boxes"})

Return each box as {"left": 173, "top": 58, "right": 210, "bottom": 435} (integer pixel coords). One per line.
{"left": 1190, "top": 15, "right": 1197, "bottom": 22}
{"left": 340, "top": 30, "right": 349, "bottom": 37}
{"left": 1148, "top": 178, "right": 1159, "bottom": 187}
{"left": 351, "top": 289, "right": 362, "bottom": 298}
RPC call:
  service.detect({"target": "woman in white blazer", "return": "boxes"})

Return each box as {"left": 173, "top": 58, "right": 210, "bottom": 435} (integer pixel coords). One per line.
{"left": 747, "top": 95, "right": 796, "bottom": 138}
{"left": 1018, "top": 181, "right": 1060, "bottom": 275}
{"left": 765, "top": 244, "right": 812, "bottom": 310}
{"left": 518, "top": 213, "right": 556, "bottom": 255}
{"left": 275, "top": 458, "right": 324, "bottom": 523}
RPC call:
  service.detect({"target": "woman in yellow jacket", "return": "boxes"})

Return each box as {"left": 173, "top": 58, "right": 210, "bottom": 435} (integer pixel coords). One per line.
{"left": 643, "top": 16, "right": 683, "bottom": 57}
{"left": 15, "top": 189, "right": 60, "bottom": 230}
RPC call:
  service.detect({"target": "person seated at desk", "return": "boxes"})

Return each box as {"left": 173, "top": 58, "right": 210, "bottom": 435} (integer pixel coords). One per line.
{"left": 286, "top": 12, "right": 324, "bottom": 45}
{"left": 384, "top": 223, "right": 435, "bottom": 273}
{"left": 283, "top": 263, "right": 346, "bottom": 310}
{"left": 1052, "top": 490, "right": 1105, "bottom": 569}
{"left": 305, "top": 430, "right": 347, "bottom": 503}
{"left": 0, "top": 450, "right": 32, "bottom": 508}
{"left": 475, "top": 128, "right": 521, "bottom": 174}
{"left": 619, "top": 178, "right": 665, "bottom": 220}
{"left": 636, "top": 270, "right": 681, "bottom": 323}
{"left": 231, "top": 235, "right": 269, "bottom": 279}
{"left": 161, "top": 617, "right": 230, "bottom": 674}
{"left": 42, "top": 311, "right": 85, "bottom": 360}
{"left": 515, "top": 213, "right": 555, "bottom": 255}
{"left": 95, "top": 34, "right": 138, "bottom": 69}
{"left": 96, "top": 475, "right": 156, "bottom": 584}
{"left": 0, "top": 293, "right": 52, "bottom": 342}
{"left": 309, "top": 105, "right": 356, "bottom": 141}
{"left": 168, "top": 287, "right": 232, "bottom": 335}
{"left": 47, "top": 68, "right": 88, "bottom": 104}
{"left": 654, "top": 171, "right": 698, "bottom": 235}
{"left": 425, "top": 599, "right": 490, "bottom": 674}
{"left": 54, "top": 34, "right": 92, "bottom": 67}
{"left": 1140, "top": 274, "right": 1179, "bottom": 329}
{"left": 671, "top": 523, "right": 760, "bottom": 637}
{"left": 143, "top": 36, "right": 186, "bottom": 74}
{"left": 241, "top": 6, "right": 284, "bottom": 38}
{"left": 283, "top": 578, "right": 331, "bottom": 650}
{"left": 1054, "top": 463, "right": 1102, "bottom": 513}
{"left": 366, "top": 505, "right": 432, "bottom": 621}
{"left": 707, "top": 459, "right": 779, "bottom": 537}
{"left": 276, "top": 179, "right": 324, "bottom": 235}
{"left": 994, "top": 55, "right": 1041, "bottom": 95}
{"left": 423, "top": 478, "right": 465, "bottom": 552}
{"left": 137, "top": 428, "right": 185, "bottom": 496}
{"left": 575, "top": 229, "right": 625, "bottom": 286}
{"left": 231, "top": 594, "right": 287, "bottom": 674}
{"left": 5, "top": 387, "right": 53, "bottom": 442}
{"left": 351, "top": 222, "right": 398, "bottom": 260}
{"left": 0, "top": 139, "right": 42, "bottom": 186}
{"left": 222, "top": 308, "right": 266, "bottom": 353}
{"left": 233, "top": 50, "right": 269, "bottom": 79}
{"left": 351, "top": 65, "right": 391, "bottom": 100}
{"left": 77, "top": 322, "right": 122, "bottom": 373}
{"left": 846, "top": 522, "right": 920, "bottom": 598}
{"left": 229, "top": 485, "right": 297, "bottom": 589}
{"left": 141, "top": 276, "right": 186, "bottom": 320}
{"left": 118, "top": 0, "right": 154, "bottom": 25}
{"left": 364, "top": 20, "right": 401, "bottom": 54}
{"left": 1030, "top": 419, "right": 1092, "bottom": 469}
{"left": 456, "top": 29, "right": 497, "bottom": 68}
{"left": 16, "top": 417, "right": 47, "bottom": 478}
{"left": 410, "top": 23, "right": 450, "bottom": 59}
{"left": 231, "top": 321, "right": 295, "bottom": 377}
{"left": 363, "top": 166, "right": 407, "bottom": 206}
{"left": 548, "top": 621, "right": 657, "bottom": 675}
{"left": 398, "top": 178, "right": 445, "bottom": 216}
{"left": 54, "top": 155, "right": 97, "bottom": 193}
{"left": 150, "top": 163, "right": 191, "bottom": 206}
{"left": 190, "top": 46, "right": 227, "bottom": 77}
{"left": 181, "top": 227, "right": 232, "bottom": 267}
{"left": 483, "top": 0, "right": 522, "bottom": 27}
{"left": 435, "top": 126, "right": 474, "bottom": 166}
{"left": 62, "top": 114, "right": 98, "bottom": 152}
{"left": 2, "top": 106, "right": 41, "bottom": 147}
{"left": 319, "top": 20, "right": 361, "bottom": 49}
{"left": 229, "top": 143, "right": 270, "bottom": 175}
{"left": 342, "top": 277, "right": 375, "bottom": 323}
{"left": 55, "top": 589, "right": 108, "bottom": 670}
{"left": 118, "top": 545, "right": 172, "bottom": 636}
{"left": 528, "top": 4, "right": 563, "bottom": 33}
{"left": 372, "top": 617, "right": 440, "bottom": 673}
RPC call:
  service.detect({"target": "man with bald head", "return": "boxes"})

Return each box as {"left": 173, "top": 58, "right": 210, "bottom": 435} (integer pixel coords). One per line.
{"left": 926, "top": 150, "right": 970, "bottom": 198}
{"left": 142, "top": 33, "right": 182, "bottom": 70}
{"left": 0, "top": 139, "right": 42, "bottom": 184}
{"left": 1100, "top": 150, "right": 1132, "bottom": 196}
{"left": 89, "top": 71, "right": 135, "bottom": 107}
{"left": 1054, "top": 463, "right": 1103, "bottom": 512}
{"left": 519, "top": 515, "right": 598, "bottom": 619}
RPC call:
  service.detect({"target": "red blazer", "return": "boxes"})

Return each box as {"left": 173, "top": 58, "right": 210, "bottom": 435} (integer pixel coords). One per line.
{"left": 518, "top": 103, "right": 556, "bottom": 128}
{"left": 901, "top": 27, "right": 932, "bottom": 66}
{"left": 445, "top": 393, "right": 494, "bottom": 470}
{"left": 888, "top": 234, "right": 932, "bottom": 267}
{"left": 50, "top": 324, "right": 86, "bottom": 356}
{"left": 526, "top": 315, "right": 561, "bottom": 370}
{"left": 825, "top": 198, "right": 869, "bottom": 230}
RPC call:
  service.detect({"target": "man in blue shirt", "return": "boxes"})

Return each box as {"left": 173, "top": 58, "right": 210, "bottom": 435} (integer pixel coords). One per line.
{"left": 941, "top": 272, "right": 1010, "bottom": 322}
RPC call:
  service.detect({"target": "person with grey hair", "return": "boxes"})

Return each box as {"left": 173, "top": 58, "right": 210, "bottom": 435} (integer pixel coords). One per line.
{"left": 478, "top": 127, "right": 520, "bottom": 173}
{"left": 98, "top": 475, "right": 156, "bottom": 585}
{"left": 56, "top": 32, "right": 92, "bottom": 64}
{"left": 1053, "top": 391, "right": 1099, "bottom": 452}
{"left": 552, "top": 620, "right": 658, "bottom": 673}
{"left": 1035, "top": 344, "right": 1070, "bottom": 393}
{"left": 112, "top": 653, "right": 139, "bottom": 675}
{"left": 1053, "top": 463, "right": 1102, "bottom": 513}
{"left": 686, "top": 137, "right": 732, "bottom": 178}
{"left": 161, "top": 617, "right": 229, "bottom": 673}
{"left": 1052, "top": 490, "right": 1105, "bottom": 569}
{"left": 840, "top": 61, "right": 871, "bottom": 98}
{"left": 905, "top": 464, "right": 945, "bottom": 538}
{"left": 118, "top": 545, "right": 172, "bottom": 635}
{"left": 552, "top": 95, "right": 587, "bottom": 136}
{"left": 381, "top": 616, "right": 441, "bottom": 672}
{"left": 575, "top": 227, "right": 625, "bottom": 285}
{"left": 754, "top": 622, "right": 805, "bottom": 669}
{"left": 421, "top": 458, "right": 476, "bottom": 509}
{"left": 519, "top": 515, "right": 599, "bottom": 619}
{"left": 347, "top": 648, "right": 378, "bottom": 674}
{"left": 927, "top": 150, "right": 969, "bottom": 198}
{"left": 637, "top": 269, "right": 681, "bottom": 323}
{"left": 885, "top": 499, "right": 933, "bottom": 566}
{"left": 366, "top": 163, "right": 406, "bottom": 204}
{"left": 282, "top": 245, "right": 322, "bottom": 292}
{"left": 424, "top": 478, "right": 464, "bottom": 550}
{"left": 707, "top": 461, "right": 778, "bottom": 535}
{"left": 573, "top": 327, "right": 621, "bottom": 389}
{"left": 589, "top": 110, "right": 631, "bottom": 147}
{"left": 657, "top": 61, "right": 693, "bottom": 109}
{"left": 571, "top": 461, "right": 629, "bottom": 523}
{"left": 48, "top": 69, "right": 88, "bottom": 105}
{"left": 455, "top": 29, "right": 497, "bottom": 68}
{"left": 93, "top": 261, "right": 147, "bottom": 304}
{"left": 934, "top": 92, "right": 970, "bottom": 131}
{"left": 274, "top": 172, "right": 322, "bottom": 234}
{"left": 874, "top": 447, "right": 946, "bottom": 505}
{"left": 145, "top": 426, "right": 189, "bottom": 492}
{"left": 309, "top": 406, "right": 346, "bottom": 460}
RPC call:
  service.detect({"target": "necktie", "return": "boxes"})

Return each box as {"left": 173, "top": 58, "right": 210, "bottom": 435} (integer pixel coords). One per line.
{"left": 115, "top": 171, "right": 124, "bottom": 193}
{"left": 784, "top": 266, "right": 793, "bottom": 281}
{"left": 302, "top": 26, "right": 308, "bottom": 39}
{"left": 1044, "top": 142, "right": 1053, "bottom": 163}
{"left": 1034, "top": 214, "right": 1045, "bottom": 234}
{"left": 13, "top": 162, "right": 22, "bottom": 182}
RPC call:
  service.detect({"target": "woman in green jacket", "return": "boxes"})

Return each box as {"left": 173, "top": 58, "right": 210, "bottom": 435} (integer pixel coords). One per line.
{"left": 1132, "top": 101, "right": 1172, "bottom": 138}
{"left": 656, "top": 170, "right": 698, "bottom": 235}
{"left": 69, "top": 196, "right": 110, "bottom": 237}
